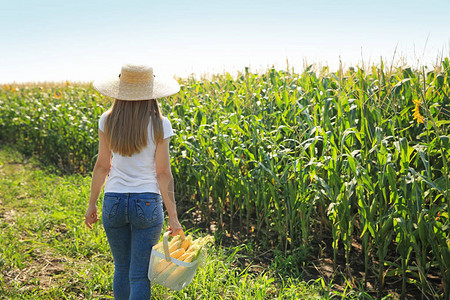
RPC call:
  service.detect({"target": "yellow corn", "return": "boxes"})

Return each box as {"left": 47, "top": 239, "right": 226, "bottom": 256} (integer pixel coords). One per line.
{"left": 163, "top": 253, "right": 196, "bottom": 287}
{"left": 153, "top": 242, "right": 163, "bottom": 251}
{"left": 181, "top": 236, "right": 192, "bottom": 251}
{"left": 183, "top": 252, "right": 195, "bottom": 263}
{"left": 170, "top": 248, "right": 185, "bottom": 260}
{"left": 153, "top": 260, "right": 173, "bottom": 275}
{"left": 152, "top": 234, "right": 213, "bottom": 278}
{"left": 164, "top": 267, "right": 184, "bottom": 287}
{"left": 168, "top": 235, "right": 180, "bottom": 247}
{"left": 178, "top": 251, "right": 189, "bottom": 261}
{"left": 186, "top": 244, "right": 201, "bottom": 254}
{"left": 169, "top": 240, "right": 181, "bottom": 252}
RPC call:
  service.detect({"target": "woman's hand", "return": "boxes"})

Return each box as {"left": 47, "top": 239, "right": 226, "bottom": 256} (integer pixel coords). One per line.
{"left": 167, "top": 216, "right": 182, "bottom": 236}
{"left": 84, "top": 204, "right": 99, "bottom": 229}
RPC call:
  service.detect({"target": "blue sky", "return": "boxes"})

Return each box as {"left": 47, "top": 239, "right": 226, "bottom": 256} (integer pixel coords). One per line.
{"left": 1, "top": 0, "right": 449, "bottom": 83}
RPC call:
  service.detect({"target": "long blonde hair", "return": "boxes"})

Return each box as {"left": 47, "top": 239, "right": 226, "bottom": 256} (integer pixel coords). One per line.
{"left": 103, "top": 99, "right": 163, "bottom": 156}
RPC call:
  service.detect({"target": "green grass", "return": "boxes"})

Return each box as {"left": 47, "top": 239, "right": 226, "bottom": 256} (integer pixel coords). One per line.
{"left": 0, "top": 145, "right": 332, "bottom": 299}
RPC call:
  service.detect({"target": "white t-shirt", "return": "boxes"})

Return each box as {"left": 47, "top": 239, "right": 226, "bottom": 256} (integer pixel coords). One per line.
{"left": 98, "top": 111, "right": 175, "bottom": 194}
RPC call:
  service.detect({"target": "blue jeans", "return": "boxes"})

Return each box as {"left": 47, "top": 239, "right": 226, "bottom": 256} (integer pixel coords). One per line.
{"left": 102, "top": 192, "right": 164, "bottom": 300}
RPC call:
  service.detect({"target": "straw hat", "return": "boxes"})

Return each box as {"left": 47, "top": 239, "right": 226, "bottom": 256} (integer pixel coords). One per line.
{"left": 93, "top": 64, "right": 180, "bottom": 100}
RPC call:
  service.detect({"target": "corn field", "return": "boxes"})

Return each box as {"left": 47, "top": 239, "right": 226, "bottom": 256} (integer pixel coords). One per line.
{"left": 1, "top": 59, "right": 449, "bottom": 298}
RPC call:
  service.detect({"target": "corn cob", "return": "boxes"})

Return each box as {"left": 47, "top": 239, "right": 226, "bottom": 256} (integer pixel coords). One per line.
{"left": 152, "top": 246, "right": 182, "bottom": 275}
{"left": 169, "top": 235, "right": 181, "bottom": 247}
{"left": 163, "top": 266, "right": 184, "bottom": 287}
{"left": 178, "top": 251, "right": 190, "bottom": 261}
{"left": 170, "top": 248, "right": 185, "bottom": 260}
{"left": 153, "top": 234, "right": 214, "bottom": 278}
{"left": 186, "top": 244, "right": 200, "bottom": 254}
{"left": 153, "top": 241, "right": 163, "bottom": 251}
{"left": 181, "top": 235, "right": 192, "bottom": 251}
{"left": 153, "top": 260, "right": 173, "bottom": 275}
{"left": 153, "top": 234, "right": 214, "bottom": 287}
{"left": 183, "top": 252, "right": 195, "bottom": 263}
{"left": 169, "top": 240, "right": 181, "bottom": 252}
{"left": 152, "top": 248, "right": 184, "bottom": 275}
{"left": 162, "top": 253, "right": 196, "bottom": 287}
{"left": 152, "top": 235, "right": 184, "bottom": 274}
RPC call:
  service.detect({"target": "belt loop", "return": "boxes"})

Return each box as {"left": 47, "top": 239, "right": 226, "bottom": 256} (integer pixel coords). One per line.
{"left": 125, "top": 193, "right": 130, "bottom": 223}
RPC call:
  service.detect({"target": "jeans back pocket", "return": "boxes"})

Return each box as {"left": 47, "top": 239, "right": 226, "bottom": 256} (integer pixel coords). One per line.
{"left": 135, "top": 198, "right": 161, "bottom": 222}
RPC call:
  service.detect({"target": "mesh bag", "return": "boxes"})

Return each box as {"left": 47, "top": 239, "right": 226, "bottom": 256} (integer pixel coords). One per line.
{"left": 148, "top": 231, "right": 203, "bottom": 291}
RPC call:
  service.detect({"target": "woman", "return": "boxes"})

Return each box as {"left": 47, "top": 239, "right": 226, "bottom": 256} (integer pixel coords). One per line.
{"left": 84, "top": 64, "right": 182, "bottom": 299}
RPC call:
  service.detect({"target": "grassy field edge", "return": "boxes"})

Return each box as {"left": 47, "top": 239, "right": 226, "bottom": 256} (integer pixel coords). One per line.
{"left": 0, "top": 145, "right": 338, "bottom": 300}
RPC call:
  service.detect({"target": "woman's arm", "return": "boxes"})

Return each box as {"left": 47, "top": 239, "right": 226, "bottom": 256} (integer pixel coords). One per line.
{"left": 85, "top": 129, "right": 112, "bottom": 229}
{"left": 155, "top": 137, "right": 182, "bottom": 236}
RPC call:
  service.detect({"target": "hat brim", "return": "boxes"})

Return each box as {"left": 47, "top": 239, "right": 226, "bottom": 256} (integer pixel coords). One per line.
{"left": 93, "top": 75, "right": 180, "bottom": 100}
